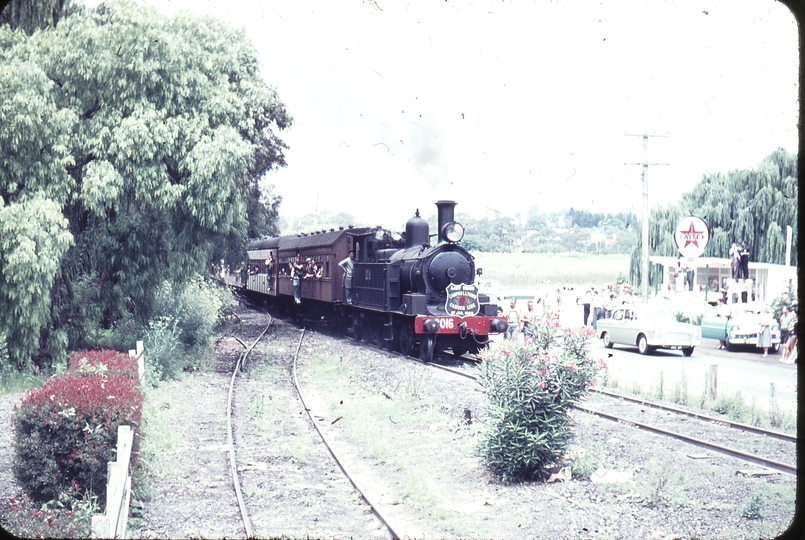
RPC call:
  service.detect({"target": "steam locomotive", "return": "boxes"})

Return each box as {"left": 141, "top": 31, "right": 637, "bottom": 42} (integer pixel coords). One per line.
{"left": 242, "top": 200, "right": 508, "bottom": 361}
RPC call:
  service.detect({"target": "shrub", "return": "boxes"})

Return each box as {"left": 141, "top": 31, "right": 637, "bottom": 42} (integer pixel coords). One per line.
{"left": 67, "top": 349, "right": 140, "bottom": 380}
{"left": 1, "top": 486, "right": 98, "bottom": 539}
{"left": 529, "top": 313, "right": 562, "bottom": 350}
{"left": 741, "top": 491, "right": 765, "bottom": 519}
{"left": 143, "top": 316, "right": 184, "bottom": 384}
{"left": 12, "top": 374, "right": 143, "bottom": 506}
{"left": 145, "top": 275, "right": 233, "bottom": 381}
{"left": 477, "top": 337, "right": 605, "bottom": 482}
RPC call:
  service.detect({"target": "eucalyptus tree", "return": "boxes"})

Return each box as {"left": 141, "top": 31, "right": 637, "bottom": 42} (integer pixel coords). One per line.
{"left": 629, "top": 148, "right": 798, "bottom": 286}
{"left": 0, "top": 0, "right": 291, "bottom": 368}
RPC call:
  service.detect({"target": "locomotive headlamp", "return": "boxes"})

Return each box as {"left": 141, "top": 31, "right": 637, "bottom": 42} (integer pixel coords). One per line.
{"left": 441, "top": 221, "right": 465, "bottom": 243}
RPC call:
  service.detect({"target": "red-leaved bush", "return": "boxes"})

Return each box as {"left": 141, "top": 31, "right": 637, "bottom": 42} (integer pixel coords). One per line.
{"left": 67, "top": 349, "right": 139, "bottom": 380}
{"left": 12, "top": 372, "right": 142, "bottom": 506}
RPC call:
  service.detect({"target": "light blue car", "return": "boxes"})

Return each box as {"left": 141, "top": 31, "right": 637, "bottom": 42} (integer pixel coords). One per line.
{"left": 700, "top": 304, "right": 781, "bottom": 352}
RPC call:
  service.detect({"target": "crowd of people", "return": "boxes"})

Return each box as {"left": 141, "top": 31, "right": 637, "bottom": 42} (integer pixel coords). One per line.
{"left": 502, "top": 282, "right": 634, "bottom": 343}
{"left": 578, "top": 284, "right": 633, "bottom": 331}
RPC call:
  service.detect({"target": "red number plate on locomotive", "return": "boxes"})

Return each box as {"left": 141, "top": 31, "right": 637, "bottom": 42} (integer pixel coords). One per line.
{"left": 414, "top": 316, "right": 491, "bottom": 335}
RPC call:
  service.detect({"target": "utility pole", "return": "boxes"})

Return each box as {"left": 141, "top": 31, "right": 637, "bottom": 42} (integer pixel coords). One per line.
{"left": 625, "top": 132, "right": 668, "bottom": 303}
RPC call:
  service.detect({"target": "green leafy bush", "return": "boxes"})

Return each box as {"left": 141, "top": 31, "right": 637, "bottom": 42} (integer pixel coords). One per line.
{"left": 1, "top": 485, "right": 98, "bottom": 539}
{"left": 146, "top": 275, "right": 233, "bottom": 381}
{"left": 12, "top": 373, "right": 143, "bottom": 505}
{"left": 529, "top": 313, "right": 562, "bottom": 350}
{"left": 741, "top": 491, "right": 765, "bottom": 519}
{"left": 175, "top": 276, "right": 232, "bottom": 369}
{"left": 477, "top": 334, "right": 605, "bottom": 483}
{"left": 143, "top": 316, "right": 184, "bottom": 384}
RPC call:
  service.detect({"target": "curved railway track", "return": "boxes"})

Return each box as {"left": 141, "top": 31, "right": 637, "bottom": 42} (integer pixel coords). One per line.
{"left": 220, "top": 308, "right": 398, "bottom": 539}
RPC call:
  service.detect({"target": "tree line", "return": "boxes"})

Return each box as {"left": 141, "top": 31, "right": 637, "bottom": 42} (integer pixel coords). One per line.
{"left": 445, "top": 208, "right": 638, "bottom": 255}
{"left": 0, "top": 0, "right": 290, "bottom": 370}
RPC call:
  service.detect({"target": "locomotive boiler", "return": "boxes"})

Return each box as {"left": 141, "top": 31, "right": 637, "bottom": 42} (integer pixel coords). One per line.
{"left": 243, "top": 200, "right": 507, "bottom": 361}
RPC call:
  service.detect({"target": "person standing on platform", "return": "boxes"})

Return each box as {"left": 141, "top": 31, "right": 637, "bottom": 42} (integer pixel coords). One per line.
{"left": 265, "top": 253, "right": 276, "bottom": 293}
{"left": 729, "top": 243, "right": 741, "bottom": 280}
{"left": 739, "top": 240, "right": 751, "bottom": 280}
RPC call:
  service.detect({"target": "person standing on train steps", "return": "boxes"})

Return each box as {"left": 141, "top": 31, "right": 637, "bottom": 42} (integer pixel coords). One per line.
{"left": 339, "top": 250, "right": 355, "bottom": 304}
{"left": 290, "top": 254, "right": 305, "bottom": 304}
{"left": 265, "top": 253, "right": 276, "bottom": 293}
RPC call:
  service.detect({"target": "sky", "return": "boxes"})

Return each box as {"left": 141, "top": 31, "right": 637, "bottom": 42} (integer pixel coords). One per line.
{"left": 95, "top": 0, "right": 800, "bottom": 231}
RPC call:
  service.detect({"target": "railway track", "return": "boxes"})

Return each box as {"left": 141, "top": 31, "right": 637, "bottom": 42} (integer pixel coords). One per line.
{"left": 225, "top": 310, "right": 394, "bottom": 539}
{"left": 224, "top": 311, "right": 272, "bottom": 537}
{"left": 266, "top": 304, "right": 798, "bottom": 480}
{"left": 368, "top": 343, "right": 798, "bottom": 478}
{"left": 291, "top": 328, "right": 401, "bottom": 540}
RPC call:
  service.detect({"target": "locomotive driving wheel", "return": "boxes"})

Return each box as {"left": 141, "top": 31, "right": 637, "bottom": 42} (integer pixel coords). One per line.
{"left": 419, "top": 334, "right": 436, "bottom": 362}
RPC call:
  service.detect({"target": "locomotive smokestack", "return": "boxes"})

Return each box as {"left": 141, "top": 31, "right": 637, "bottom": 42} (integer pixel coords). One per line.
{"left": 435, "top": 200, "right": 456, "bottom": 244}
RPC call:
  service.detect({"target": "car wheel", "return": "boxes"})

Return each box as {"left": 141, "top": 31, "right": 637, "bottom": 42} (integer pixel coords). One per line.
{"left": 637, "top": 334, "right": 652, "bottom": 355}
{"left": 771, "top": 343, "right": 781, "bottom": 353}
{"left": 602, "top": 332, "right": 614, "bottom": 349}
{"left": 725, "top": 340, "right": 735, "bottom": 352}
{"left": 682, "top": 347, "right": 694, "bottom": 357}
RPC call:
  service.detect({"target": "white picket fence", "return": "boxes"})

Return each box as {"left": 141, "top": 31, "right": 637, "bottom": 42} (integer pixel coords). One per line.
{"left": 90, "top": 341, "right": 144, "bottom": 539}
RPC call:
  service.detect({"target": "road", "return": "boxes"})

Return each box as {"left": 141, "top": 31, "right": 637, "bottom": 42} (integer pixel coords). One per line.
{"left": 588, "top": 330, "right": 798, "bottom": 416}
{"left": 551, "top": 301, "right": 799, "bottom": 416}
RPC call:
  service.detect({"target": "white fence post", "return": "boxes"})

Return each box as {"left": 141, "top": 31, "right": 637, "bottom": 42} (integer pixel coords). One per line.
{"left": 128, "top": 341, "right": 145, "bottom": 384}
{"left": 91, "top": 425, "right": 134, "bottom": 539}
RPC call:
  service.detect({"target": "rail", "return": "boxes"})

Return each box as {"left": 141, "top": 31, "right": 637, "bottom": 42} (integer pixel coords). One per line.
{"left": 227, "top": 315, "right": 272, "bottom": 538}
{"left": 292, "top": 328, "right": 402, "bottom": 540}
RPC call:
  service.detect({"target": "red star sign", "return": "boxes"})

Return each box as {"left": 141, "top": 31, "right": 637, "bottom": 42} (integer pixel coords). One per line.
{"left": 679, "top": 221, "right": 704, "bottom": 248}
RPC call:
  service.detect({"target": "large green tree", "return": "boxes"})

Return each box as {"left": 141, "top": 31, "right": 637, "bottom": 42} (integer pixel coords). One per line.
{"left": 629, "top": 148, "right": 798, "bottom": 286}
{"left": 0, "top": 0, "right": 291, "bottom": 367}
